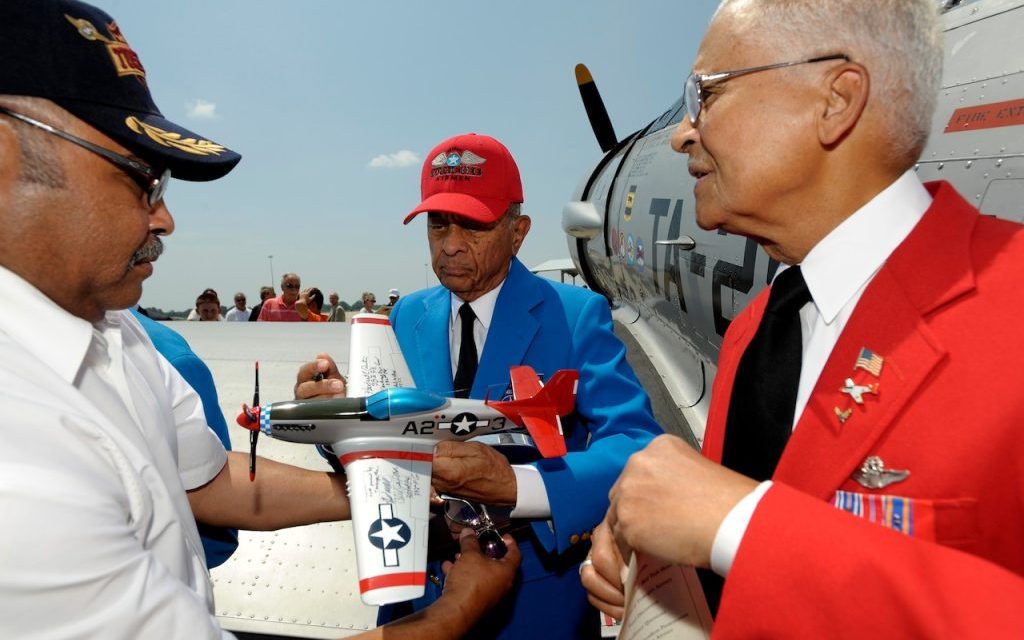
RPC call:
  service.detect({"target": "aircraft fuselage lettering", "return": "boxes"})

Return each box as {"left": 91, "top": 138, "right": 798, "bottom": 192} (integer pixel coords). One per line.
{"left": 649, "top": 196, "right": 688, "bottom": 313}
{"left": 648, "top": 197, "right": 669, "bottom": 295}
{"left": 996, "top": 105, "right": 1024, "bottom": 119}
{"left": 402, "top": 420, "right": 436, "bottom": 435}
{"left": 712, "top": 237, "right": 758, "bottom": 337}
{"left": 955, "top": 111, "right": 988, "bottom": 125}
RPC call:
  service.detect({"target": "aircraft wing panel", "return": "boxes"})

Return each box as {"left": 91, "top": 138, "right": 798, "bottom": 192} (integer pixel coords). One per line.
{"left": 348, "top": 314, "right": 415, "bottom": 396}
{"left": 337, "top": 443, "right": 434, "bottom": 606}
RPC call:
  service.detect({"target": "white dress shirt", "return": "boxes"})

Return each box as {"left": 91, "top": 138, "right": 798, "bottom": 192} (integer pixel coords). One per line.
{"left": 224, "top": 306, "right": 250, "bottom": 322}
{"left": 710, "top": 171, "right": 932, "bottom": 576}
{"left": 448, "top": 276, "right": 551, "bottom": 518}
{"left": 0, "top": 265, "right": 231, "bottom": 638}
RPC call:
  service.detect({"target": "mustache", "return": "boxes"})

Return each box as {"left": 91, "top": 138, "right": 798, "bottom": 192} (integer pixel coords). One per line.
{"left": 129, "top": 236, "right": 164, "bottom": 267}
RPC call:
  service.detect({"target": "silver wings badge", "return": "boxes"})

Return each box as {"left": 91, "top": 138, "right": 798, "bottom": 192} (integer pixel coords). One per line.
{"left": 853, "top": 455, "right": 910, "bottom": 489}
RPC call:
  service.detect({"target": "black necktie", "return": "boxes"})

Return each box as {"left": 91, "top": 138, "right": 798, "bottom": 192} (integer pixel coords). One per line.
{"left": 701, "top": 266, "right": 812, "bottom": 617}
{"left": 453, "top": 303, "right": 477, "bottom": 398}
{"left": 721, "top": 265, "right": 812, "bottom": 481}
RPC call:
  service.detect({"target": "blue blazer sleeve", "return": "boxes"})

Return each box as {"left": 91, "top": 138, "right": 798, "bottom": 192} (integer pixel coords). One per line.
{"left": 531, "top": 292, "right": 662, "bottom": 554}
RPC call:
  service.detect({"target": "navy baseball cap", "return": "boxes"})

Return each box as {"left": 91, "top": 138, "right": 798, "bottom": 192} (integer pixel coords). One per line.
{"left": 0, "top": 0, "right": 240, "bottom": 181}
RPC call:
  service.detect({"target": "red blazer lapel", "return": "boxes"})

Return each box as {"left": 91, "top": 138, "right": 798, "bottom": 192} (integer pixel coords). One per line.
{"left": 702, "top": 296, "right": 765, "bottom": 462}
{"left": 775, "top": 268, "right": 945, "bottom": 498}
{"left": 776, "top": 182, "right": 979, "bottom": 498}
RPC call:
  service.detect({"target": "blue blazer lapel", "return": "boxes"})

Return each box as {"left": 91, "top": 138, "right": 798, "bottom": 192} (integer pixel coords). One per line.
{"left": 409, "top": 288, "right": 455, "bottom": 393}
{"left": 472, "top": 259, "right": 542, "bottom": 398}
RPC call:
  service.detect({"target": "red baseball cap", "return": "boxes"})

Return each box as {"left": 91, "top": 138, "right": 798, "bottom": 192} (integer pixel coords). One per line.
{"left": 404, "top": 133, "right": 523, "bottom": 225}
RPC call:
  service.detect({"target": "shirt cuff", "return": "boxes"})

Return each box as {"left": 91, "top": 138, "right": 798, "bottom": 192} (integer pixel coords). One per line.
{"left": 509, "top": 464, "right": 551, "bottom": 518}
{"left": 710, "top": 480, "right": 772, "bottom": 577}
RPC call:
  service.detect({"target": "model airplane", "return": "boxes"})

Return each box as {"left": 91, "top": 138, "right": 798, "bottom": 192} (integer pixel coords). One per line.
{"left": 236, "top": 313, "right": 578, "bottom": 606}
{"left": 564, "top": 0, "right": 1024, "bottom": 449}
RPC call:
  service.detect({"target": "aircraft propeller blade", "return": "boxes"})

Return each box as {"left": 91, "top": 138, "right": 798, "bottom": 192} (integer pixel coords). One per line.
{"left": 249, "top": 362, "right": 260, "bottom": 481}
{"left": 575, "top": 63, "right": 618, "bottom": 153}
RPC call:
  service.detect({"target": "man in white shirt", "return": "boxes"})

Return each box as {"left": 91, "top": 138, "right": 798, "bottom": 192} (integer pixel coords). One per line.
{"left": 583, "top": 0, "right": 1024, "bottom": 636}
{"left": 0, "top": 2, "right": 518, "bottom": 638}
{"left": 224, "top": 292, "right": 249, "bottom": 321}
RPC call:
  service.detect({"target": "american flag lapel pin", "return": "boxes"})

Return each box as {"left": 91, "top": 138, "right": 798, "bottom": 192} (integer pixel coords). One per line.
{"left": 854, "top": 347, "right": 884, "bottom": 378}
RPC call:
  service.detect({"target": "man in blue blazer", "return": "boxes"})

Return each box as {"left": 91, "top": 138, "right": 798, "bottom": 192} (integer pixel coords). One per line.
{"left": 375, "top": 133, "right": 662, "bottom": 639}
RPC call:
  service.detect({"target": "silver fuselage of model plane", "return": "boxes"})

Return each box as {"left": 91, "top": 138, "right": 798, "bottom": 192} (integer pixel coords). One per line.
{"left": 564, "top": 0, "right": 1024, "bottom": 447}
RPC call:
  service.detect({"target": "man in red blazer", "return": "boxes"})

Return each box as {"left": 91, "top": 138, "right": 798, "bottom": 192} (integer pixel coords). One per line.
{"left": 582, "top": 0, "right": 1024, "bottom": 636}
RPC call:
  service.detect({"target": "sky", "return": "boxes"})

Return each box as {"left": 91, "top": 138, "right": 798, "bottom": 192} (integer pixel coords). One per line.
{"left": 90, "top": 0, "right": 722, "bottom": 311}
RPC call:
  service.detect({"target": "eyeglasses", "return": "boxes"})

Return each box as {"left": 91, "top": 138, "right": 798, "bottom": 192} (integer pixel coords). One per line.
{"left": 683, "top": 54, "right": 849, "bottom": 124}
{"left": 439, "top": 495, "right": 508, "bottom": 559}
{"left": 0, "top": 106, "right": 170, "bottom": 207}
{"left": 283, "top": 283, "right": 300, "bottom": 290}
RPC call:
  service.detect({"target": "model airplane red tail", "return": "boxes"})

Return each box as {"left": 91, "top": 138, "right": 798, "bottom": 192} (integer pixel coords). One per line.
{"left": 488, "top": 366, "right": 578, "bottom": 458}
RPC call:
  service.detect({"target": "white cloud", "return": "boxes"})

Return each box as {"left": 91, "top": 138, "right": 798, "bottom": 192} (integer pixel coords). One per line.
{"left": 368, "top": 149, "right": 420, "bottom": 169}
{"left": 185, "top": 99, "right": 218, "bottom": 119}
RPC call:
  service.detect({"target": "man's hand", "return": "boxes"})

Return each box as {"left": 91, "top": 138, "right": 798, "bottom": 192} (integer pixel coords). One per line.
{"left": 606, "top": 434, "right": 757, "bottom": 568}
{"left": 432, "top": 441, "right": 517, "bottom": 506}
{"left": 295, "top": 288, "right": 313, "bottom": 320}
{"left": 366, "top": 529, "right": 520, "bottom": 640}
{"left": 581, "top": 520, "right": 627, "bottom": 621}
{"left": 293, "top": 353, "right": 346, "bottom": 399}
{"left": 439, "top": 528, "right": 521, "bottom": 622}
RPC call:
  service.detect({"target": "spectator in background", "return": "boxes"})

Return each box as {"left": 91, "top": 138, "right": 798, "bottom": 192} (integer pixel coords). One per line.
{"left": 378, "top": 288, "right": 400, "bottom": 317}
{"left": 248, "top": 286, "right": 275, "bottom": 322}
{"left": 328, "top": 291, "right": 346, "bottom": 322}
{"left": 296, "top": 287, "right": 329, "bottom": 322}
{"left": 258, "top": 273, "right": 302, "bottom": 322}
{"left": 358, "top": 291, "right": 377, "bottom": 314}
{"left": 191, "top": 288, "right": 221, "bottom": 321}
{"left": 224, "top": 292, "right": 248, "bottom": 322}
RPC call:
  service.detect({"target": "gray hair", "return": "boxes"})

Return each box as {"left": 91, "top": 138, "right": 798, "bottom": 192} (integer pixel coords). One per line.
{"left": 716, "top": 0, "right": 943, "bottom": 165}
{"left": 0, "top": 95, "right": 67, "bottom": 188}
{"left": 502, "top": 202, "right": 522, "bottom": 225}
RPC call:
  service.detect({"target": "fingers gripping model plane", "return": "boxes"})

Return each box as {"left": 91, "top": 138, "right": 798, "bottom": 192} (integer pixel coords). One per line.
{"left": 235, "top": 313, "right": 578, "bottom": 606}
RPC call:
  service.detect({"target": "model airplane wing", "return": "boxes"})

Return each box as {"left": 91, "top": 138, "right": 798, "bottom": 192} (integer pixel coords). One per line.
{"left": 340, "top": 442, "right": 433, "bottom": 605}
{"left": 348, "top": 313, "right": 414, "bottom": 396}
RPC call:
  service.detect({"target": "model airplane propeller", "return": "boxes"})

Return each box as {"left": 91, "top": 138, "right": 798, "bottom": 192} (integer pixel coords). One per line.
{"left": 236, "top": 313, "right": 577, "bottom": 605}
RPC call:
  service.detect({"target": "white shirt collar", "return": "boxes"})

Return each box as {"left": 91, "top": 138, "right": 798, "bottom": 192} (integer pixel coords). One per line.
{"left": 449, "top": 275, "right": 507, "bottom": 331}
{"left": 798, "top": 170, "right": 932, "bottom": 323}
{"left": 0, "top": 265, "right": 94, "bottom": 384}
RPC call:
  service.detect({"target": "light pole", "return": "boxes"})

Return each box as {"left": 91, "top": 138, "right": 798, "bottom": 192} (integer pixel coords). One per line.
{"left": 268, "top": 255, "right": 274, "bottom": 287}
